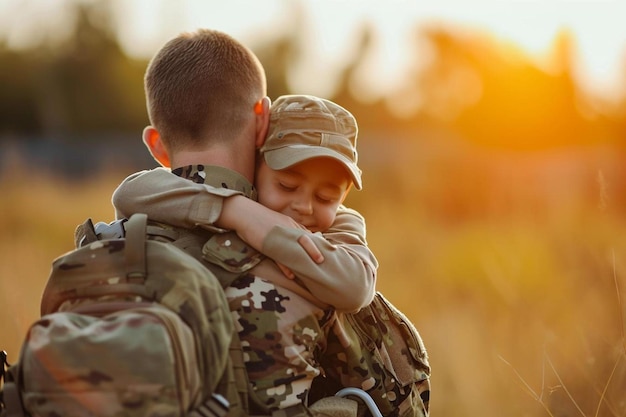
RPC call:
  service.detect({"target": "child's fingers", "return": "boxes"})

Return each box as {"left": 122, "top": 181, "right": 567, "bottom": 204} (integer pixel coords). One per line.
{"left": 276, "top": 262, "right": 295, "bottom": 279}
{"left": 297, "top": 235, "right": 324, "bottom": 264}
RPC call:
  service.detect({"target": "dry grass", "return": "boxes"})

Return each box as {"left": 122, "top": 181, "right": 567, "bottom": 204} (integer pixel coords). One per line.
{"left": 1, "top": 150, "right": 625, "bottom": 416}
{"left": 0, "top": 168, "right": 124, "bottom": 358}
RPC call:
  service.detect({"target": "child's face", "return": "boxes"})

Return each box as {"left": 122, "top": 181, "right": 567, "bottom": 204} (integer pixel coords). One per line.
{"left": 256, "top": 157, "right": 352, "bottom": 233}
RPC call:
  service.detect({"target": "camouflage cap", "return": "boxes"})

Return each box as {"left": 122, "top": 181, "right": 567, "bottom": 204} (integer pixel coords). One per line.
{"left": 260, "top": 94, "right": 362, "bottom": 190}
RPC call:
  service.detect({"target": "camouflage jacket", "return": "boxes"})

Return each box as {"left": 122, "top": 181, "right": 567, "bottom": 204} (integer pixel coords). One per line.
{"left": 112, "top": 165, "right": 348, "bottom": 412}
{"left": 113, "top": 165, "right": 431, "bottom": 417}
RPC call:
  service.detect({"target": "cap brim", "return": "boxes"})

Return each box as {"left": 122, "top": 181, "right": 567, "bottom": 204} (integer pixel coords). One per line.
{"left": 263, "top": 146, "right": 362, "bottom": 190}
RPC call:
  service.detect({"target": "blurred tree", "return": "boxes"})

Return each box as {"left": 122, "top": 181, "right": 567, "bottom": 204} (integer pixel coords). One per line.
{"left": 0, "top": 0, "right": 624, "bottom": 156}
{"left": 0, "top": 47, "right": 40, "bottom": 134}
{"left": 333, "top": 22, "right": 405, "bottom": 131}
{"left": 252, "top": 35, "right": 295, "bottom": 101}
{"left": 50, "top": 2, "right": 147, "bottom": 136}
{"left": 0, "top": 1, "right": 146, "bottom": 140}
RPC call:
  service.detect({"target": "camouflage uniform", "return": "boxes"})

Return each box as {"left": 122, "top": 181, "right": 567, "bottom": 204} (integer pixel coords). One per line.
{"left": 113, "top": 165, "right": 378, "bottom": 414}
{"left": 316, "top": 294, "right": 431, "bottom": 417}
{"left": 113, "top": 165, "right": 433, "bottom": 417}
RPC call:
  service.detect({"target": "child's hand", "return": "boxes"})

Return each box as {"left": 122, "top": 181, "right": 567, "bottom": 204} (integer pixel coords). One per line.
{"left": 220, "top": 195, "right": 304, "bottom": 250}
{"left": 297, "top": 234, "right": 324, "bottom": 264}
{"left": 274, "top": 235, "right": 323, "bottom": 279}
{"left": 276, "top": 262, "right": 295, "bottom": 279}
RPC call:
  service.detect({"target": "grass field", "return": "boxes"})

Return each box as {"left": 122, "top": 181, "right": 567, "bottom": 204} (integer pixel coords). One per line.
{"left": 1, "top": 144, "right": 625, "bottom": 416}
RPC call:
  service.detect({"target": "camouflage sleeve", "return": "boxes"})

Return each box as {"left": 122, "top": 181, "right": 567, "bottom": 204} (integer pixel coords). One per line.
{"left": 262, "top": 206, "right": 378, "bottom": 313}
{"left": 112, "top": 168, "right": 241, "bottom": 231}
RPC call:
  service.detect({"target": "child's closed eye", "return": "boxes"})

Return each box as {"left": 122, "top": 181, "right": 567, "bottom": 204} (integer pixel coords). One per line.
{"left": 316, "top": 194, "right": 338, "bottom": 203}
{"left": 278, "top": 182, "right": 297, "bottom": 192}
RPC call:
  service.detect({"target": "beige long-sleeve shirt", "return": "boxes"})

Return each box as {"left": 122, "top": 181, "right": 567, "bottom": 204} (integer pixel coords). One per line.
{"left": 112, "top": 167, "right": 377, "bottom": 312}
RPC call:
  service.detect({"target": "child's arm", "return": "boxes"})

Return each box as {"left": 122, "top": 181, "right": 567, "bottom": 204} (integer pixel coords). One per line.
{"left": 114, "top": 169, "right": 321, "bottom": 260}
{"left": 113, "top": 168, "right": 376, "bottom": 311}
{"left": 113, "top": 168, "right": 240, "bottom": 230}
{"left": 261, "top": 206, "right": 378, "bottom": 312}
{"left": 221, "top": 199, "right": 377, "bottom": 311}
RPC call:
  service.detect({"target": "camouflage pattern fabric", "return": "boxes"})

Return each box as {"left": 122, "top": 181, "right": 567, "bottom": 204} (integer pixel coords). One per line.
{"left": 317, "top": 293, "right": 431, "bottom": 417}
{"left": 19, "top": 306, "right": 201, "bottom": 417}
{"left": 170, "top": 166, "right": 335, "bottom": 415}
{"left": 2, "top": 213, "right": 233, "bottom": 417}
{"left": 201, "top": 231, "right": 265, "bottom": 274}
{"left": 139, "top": 220, "right": 335, "bottom": 416}
{"left": 183, "top": 231, "right": 344, "bottom": 417}
{"left": 226, "top": 274, "right": 334, "bottom": 413}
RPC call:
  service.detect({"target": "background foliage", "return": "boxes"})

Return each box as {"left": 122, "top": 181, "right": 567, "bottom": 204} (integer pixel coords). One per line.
{"left": 1, "top": 2, "right": 625, "bottom": 416}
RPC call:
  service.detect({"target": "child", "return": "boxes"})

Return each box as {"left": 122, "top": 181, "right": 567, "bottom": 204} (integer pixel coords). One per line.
{"left": 113, "top": 94, "right": 378, "bottom": 412}
{"left": 252, "top": 99, "right": 430, "bottom": 414}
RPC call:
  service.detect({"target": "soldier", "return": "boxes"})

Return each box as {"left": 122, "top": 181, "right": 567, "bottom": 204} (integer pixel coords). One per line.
{"left": 114, "top": 93, "right": 431, "bottom": 416}
{"left": 112, "top": 30, "right": 372, "bottom": 417}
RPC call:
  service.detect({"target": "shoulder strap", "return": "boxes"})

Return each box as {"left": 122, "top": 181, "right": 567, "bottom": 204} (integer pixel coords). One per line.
{"left": 123, "top": 213, "right": 148, "bottom": 281}
{"left": 1, "top": 351, "right": 26, "bottom": 417}
{"left": 74, "top": 218, "right": 97, "bottom": 247}
{"left": 72, "top": 214, "right": 147, "bottom": 282}
{"left": 1, "top": 350, "right": 8, "bottom": 387}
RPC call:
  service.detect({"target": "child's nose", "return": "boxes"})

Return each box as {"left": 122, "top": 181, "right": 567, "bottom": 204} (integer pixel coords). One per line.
{"left": 292, "top": 196, "right": 313, "bottom": 215}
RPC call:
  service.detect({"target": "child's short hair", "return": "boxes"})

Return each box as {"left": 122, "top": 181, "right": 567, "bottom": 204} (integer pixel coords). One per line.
{"left": 260, "top": 95, "right": 362, "bottom": 189}
{"left": 145, "top": 29, "right": 266, "bottom": 152}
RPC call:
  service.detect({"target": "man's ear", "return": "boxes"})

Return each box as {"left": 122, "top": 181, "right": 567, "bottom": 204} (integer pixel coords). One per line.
{"left": 254, "top": 96, "right": 271, "bottom": 148}
{"left": 142, "top": 126, "right": 171, "bottom": 168}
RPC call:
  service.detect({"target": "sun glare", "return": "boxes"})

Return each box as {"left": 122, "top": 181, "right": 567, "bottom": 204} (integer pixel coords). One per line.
{"left": 99, "top": 0, "right": 626, "bottom": 101}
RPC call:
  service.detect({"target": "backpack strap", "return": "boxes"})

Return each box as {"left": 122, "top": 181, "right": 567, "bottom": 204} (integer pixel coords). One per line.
{"left": 74, "top": 214, "right": 148, "bottom": 282}
{"left": 0, "top": 350, "right": 6, "bottom": 414}
{"left": 189, "top": 393, "right": 230, "bottom": 417}
{"left": 1, "top": 352, "right": 26, "bottom": 417}
{"left": 0, "top": 384, "right": 24, "bottom": 417}
{"left": 1, "top": 350, "right": 7, "bottom": 387}
{"left": 123, "top": 213, "right": 148, "bottom": 281}
{"left": 74, "top": 218, "right": 98, "bottom": 247}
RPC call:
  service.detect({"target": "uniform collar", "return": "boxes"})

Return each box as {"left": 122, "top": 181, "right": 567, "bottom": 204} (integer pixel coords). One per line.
{"left": 172, "top": 165, "right": 257, "bottom": 200}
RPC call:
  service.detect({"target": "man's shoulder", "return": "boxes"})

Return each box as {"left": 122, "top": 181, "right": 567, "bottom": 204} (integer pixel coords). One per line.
{"left": 336, "top": 205, "right": 365, "bottom": 220}
{"left": 115, "top": 167, "right": 172, "bottom": 189}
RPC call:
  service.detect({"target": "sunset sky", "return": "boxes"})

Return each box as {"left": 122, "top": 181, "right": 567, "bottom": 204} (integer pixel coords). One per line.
{"left": 1, "top": 0, "right": 625, "bottom": 100}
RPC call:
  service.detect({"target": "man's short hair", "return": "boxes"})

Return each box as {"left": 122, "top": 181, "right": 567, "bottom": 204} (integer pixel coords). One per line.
{"left": 145, "top": 29, "right": 266, "bottom": 152}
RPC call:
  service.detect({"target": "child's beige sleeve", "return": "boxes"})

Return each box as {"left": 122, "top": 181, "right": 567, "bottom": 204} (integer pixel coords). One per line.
{"left": 112, "top": 168, "right": 241, "bottom": 232}
{"left": 114, "top": 172, "right": 378, "bottom": 311}
{"left": 262, "top": 206, "right": 378, "bottom": 313}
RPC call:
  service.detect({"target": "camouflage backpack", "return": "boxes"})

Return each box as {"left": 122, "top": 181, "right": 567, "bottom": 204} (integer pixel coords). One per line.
{"left": 313, "top": 292, "right": 431, "bottom": 417}
{"left": 0, "top": 213, "right": 237, "bottom": 417}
